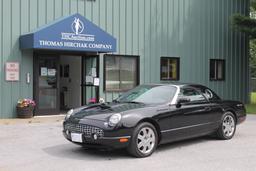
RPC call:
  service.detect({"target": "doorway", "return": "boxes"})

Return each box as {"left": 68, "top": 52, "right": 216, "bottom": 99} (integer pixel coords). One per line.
{"left": 82, "top": 56, "right": 100, "bottom": 105}
{"left": 34, "top": 55, "right": 59, "bottom": 115}
{"left": 34, "top": 52, "right": 99, "bottom": 115}
{"left": 59, "top": 55, "right": 82, "bottom": 110}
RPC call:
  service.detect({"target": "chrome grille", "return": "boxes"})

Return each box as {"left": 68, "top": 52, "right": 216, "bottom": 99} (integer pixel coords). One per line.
{"left": 64, "top": 123, "right": 104, "bottom": 137}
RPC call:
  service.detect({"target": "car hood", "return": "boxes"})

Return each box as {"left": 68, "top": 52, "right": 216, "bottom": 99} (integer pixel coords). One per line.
{"left": 69, "top": 102, "right": 148, "bottom": 121}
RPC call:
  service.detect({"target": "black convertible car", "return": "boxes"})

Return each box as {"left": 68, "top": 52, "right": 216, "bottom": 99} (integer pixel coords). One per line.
{"left": 63, "top": 83, "right": 246, "bottom": 157}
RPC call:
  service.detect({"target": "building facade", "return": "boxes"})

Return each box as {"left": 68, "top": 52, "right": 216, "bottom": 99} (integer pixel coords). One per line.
{"left": 0, "top": 0, "right": 250, "bottom": 118}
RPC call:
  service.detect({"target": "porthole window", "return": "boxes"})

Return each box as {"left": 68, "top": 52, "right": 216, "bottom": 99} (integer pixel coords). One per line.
{"left": 204, "top": 89, "right": 213, "bottom": 99}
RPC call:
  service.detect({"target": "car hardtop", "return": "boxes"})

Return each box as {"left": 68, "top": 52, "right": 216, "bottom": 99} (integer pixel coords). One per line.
{"left": 142, "top": 83, "right": 205, "bottom": 88}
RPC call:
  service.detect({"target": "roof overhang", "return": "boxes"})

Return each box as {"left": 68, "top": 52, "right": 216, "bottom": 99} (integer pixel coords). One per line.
{"left": 20, "top": 13, "right": 116, "bottom": 53}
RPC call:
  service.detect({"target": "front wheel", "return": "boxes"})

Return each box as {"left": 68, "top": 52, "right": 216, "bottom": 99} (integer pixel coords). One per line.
{"left": 127, "top": 122, "right": 158, "bottom": 158}
{"left": 216, "top": 112, "right": 236, "bottom": 140}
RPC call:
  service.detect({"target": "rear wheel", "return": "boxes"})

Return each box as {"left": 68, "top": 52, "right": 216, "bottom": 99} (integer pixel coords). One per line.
{"left": 127, "top": 122, "right": 158, "bottom": 158}
{"left": 216, "top": 112, "right": 236, "bottom": 140}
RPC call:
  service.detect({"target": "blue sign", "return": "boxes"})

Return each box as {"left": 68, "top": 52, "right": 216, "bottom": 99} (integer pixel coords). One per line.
{"left": 20, "top": 13, "right": 116, "bottom": 52}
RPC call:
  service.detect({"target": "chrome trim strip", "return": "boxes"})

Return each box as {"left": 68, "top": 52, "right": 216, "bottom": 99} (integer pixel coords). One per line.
{"left": 161, "top": 122, "right": 215, "bottom": 133}
{"left": 236, "top": 104, "right": 243, "bottom": 107}
{"left": 100, "top": 136, "right": 131, "bottom": 140}
{"left": 170, "top": 85, "right": 180, "bottom": 105}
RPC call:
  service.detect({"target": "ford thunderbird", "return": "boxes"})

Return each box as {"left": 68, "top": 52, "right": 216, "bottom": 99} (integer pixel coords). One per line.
{"left": 63, "top": 83, "right": 246, "bottom": 157}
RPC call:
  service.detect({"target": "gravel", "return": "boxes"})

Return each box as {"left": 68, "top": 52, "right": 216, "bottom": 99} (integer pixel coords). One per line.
{"left": 0, "top": 115, "right": 256, "bottom": 171}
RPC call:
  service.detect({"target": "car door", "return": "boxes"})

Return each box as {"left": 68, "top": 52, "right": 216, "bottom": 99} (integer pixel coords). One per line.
{"left": 161, "top": 86, "right": 217, "bottom": 143}
{"left": 193, "top": 85, "right": 224, "bottom": 127}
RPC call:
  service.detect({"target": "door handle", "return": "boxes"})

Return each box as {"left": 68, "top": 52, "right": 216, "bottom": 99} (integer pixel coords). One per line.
{"left": 157, "top": 108, "right": 169, "bottom": 112}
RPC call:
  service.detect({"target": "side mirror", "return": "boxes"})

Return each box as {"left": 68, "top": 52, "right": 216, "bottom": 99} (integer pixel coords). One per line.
{"left": 176, "top": 98, "right": 190, "bottom": 108}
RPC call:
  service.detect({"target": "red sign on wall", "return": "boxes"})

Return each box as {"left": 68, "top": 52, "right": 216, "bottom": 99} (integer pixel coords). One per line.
{"left": 5, "top": 62, "right": 19, "bottom": 81}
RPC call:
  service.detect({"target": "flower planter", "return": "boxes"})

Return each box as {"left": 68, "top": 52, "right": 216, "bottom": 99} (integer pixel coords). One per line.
{"left": 16, "top": 106, "right": 34, "bottom": 118}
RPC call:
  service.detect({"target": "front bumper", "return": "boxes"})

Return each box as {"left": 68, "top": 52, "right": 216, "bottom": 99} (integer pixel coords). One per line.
{"left": 63, "top": 131, "right": 131, "bottom": 149}
{"left": 63, "top": 121, "right": 133, "bottom": 149}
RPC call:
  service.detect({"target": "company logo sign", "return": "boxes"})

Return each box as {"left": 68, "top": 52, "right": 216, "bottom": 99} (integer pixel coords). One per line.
{"left": 20, "top": 13, "right": 116, "bottom": 52}
{"left": 61, "top": 17, "right": 95, "bottom": 41}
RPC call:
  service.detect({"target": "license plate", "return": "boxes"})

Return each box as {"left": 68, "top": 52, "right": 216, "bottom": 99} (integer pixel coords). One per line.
{"left": 71, "top": 133, "right": 83, "bottom": 143}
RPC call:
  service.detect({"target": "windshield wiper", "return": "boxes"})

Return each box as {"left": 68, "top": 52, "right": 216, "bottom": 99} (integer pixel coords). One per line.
{"left": 123, "top": 101, "right": 144, "bottom": 104}
{"left": 112, "top": 99, "right": 120, "bottom": 103}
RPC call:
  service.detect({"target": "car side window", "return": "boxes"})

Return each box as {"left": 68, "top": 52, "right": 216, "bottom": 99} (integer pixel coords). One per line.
{"left": 179, "top": 88, "right": 207, "bottom": 103}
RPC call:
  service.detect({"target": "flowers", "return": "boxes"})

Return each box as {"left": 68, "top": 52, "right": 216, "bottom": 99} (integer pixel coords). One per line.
{"left": 17, "top": 98, "right": 36, "bottom": 108}
{"left": 89, "top": 97, "right": 97, "bottom": 104}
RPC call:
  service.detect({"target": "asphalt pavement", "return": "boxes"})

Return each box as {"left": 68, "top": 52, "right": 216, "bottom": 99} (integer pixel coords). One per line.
{"left": 0, "top": 115, "right": 256, "bottom": 171}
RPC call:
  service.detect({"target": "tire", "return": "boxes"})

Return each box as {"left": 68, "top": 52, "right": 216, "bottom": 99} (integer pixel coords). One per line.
{"left": 216, "top": 112, "right": 236, "bottom": 140}
{"left": 127, "top": 122, "right": 158, "bottom": 158}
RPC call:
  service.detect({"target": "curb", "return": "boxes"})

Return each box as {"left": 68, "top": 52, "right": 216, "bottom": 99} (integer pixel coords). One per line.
{"left": 0, "top": 115, "right": 66, "bottom": 125}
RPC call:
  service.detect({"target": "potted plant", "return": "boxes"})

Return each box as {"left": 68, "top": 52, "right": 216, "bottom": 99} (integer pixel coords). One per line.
{"left": 16, "top": 99, "right": 36, "bottom": 118}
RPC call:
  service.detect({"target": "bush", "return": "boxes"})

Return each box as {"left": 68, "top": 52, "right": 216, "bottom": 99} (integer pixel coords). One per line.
{"left": 251, "top": 92, "right": 256, "bottom": 104}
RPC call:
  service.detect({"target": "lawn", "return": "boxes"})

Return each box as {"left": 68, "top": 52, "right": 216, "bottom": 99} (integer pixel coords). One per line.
{"left": 245, "top": 104, "right": 256, "bottom": 114}
{"left": 246, "top": 92, "right": 256, "bottom": 114}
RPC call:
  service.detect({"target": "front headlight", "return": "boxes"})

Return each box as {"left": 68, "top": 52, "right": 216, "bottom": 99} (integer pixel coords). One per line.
{"left": 108, "top": 113, "right": 122, "bottom": 127}
{"left": 65, "top": 109, "right": 74, "bottom": 120}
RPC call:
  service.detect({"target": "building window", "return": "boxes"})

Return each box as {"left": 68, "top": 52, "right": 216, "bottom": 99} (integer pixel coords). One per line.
{"left": 210, "top": 59, "right": 225, "bottom": 81}
{"left": 104, "top": 55, "right": 139, "bottom": 91}
{"left": 160, "top": 57, "right": 180, "bottom": 80}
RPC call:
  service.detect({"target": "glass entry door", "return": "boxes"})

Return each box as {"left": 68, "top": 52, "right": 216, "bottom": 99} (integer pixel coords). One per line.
{"left": 82, "top": 56, "right": 99, "bottom": 105}
{"left": 34, "top": 55, "right": 59, "bottom": 115}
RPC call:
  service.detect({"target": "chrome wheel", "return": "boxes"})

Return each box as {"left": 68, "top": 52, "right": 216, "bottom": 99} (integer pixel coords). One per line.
{"left": 222, "top": 115, "right": 235, "bottom": 137}
{"left": 137, "top": 127, "right": 156, "bottom": 155}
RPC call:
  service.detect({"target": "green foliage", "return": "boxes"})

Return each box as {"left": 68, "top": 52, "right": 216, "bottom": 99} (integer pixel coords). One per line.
{"left": 251, "top": 0, "right": 256, "bottom": 10}
{"left": 232, "top": 14, "right": 256, "bottom": 38}
{"left": 232, "top": 0, "right": 256, "bottom": 79}
{"left": 250, "top": 92, "right": 256, "bottom": 104}
{"left": 250, "top": 40, "right": 256, "bottom": 77}
{"left": 232, "top": 0, "right": 256, "bottom": 38}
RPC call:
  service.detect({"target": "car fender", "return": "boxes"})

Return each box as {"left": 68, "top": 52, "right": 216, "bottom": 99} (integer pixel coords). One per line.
{"left": 219, "top": 100, "right": 246, "bottom": 123}
{"left": 120, "top": 113, "right": 147, "bottom": 128}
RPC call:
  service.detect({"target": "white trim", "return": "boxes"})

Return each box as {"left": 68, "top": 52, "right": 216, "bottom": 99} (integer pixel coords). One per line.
{"left": 170, "top": 85, "right": 180, "bottom": 105}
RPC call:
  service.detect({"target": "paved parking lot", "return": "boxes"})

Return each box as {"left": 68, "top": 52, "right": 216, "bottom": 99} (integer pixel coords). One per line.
{"left": 0, "top": 115, "right": 256, "bottom": 171}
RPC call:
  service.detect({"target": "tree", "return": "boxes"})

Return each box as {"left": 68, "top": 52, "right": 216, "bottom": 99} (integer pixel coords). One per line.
{"left": 250, "top": 40, "right": 256, "bottom": 78}
{"left": 233, "top": 0, "right": 256, "bottom": 78}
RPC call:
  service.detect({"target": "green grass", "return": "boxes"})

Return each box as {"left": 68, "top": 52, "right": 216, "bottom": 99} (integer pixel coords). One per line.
{"left": 246, "top": 92, "right": 256, "bottom": 114}
{"left": 245, "top": 104, "right": 256, "bottom": 114}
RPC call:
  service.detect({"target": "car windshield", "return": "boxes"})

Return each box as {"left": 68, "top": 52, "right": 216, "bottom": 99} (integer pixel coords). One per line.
{"left": 115, "top": 85, "right": 177, "bottom": 104}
